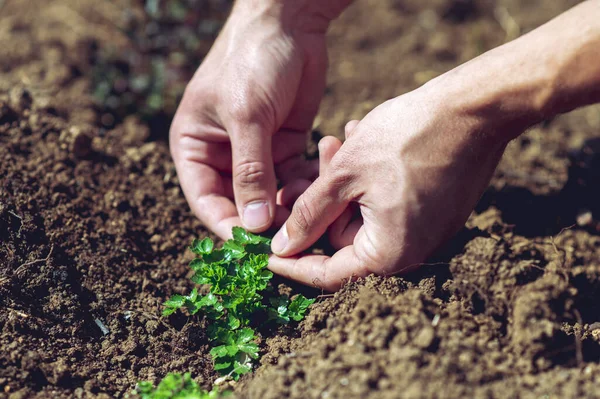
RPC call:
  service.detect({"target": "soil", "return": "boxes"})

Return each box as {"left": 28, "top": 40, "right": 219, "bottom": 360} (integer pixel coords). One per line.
{"left": 1, "top": 0, "right": 600, "bottom": 399}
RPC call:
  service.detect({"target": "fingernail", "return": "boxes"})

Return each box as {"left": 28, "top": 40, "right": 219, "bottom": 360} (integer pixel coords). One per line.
{"left": 271, "top": 223, "right": 288, "bottom": 255}
{"left": 243, "top": 201, "right": 270, "bottom": 229}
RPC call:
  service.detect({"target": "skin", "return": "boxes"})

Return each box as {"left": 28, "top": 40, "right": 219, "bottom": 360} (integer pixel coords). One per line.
{"left": 172, "top": 0, "right": 600, "bottom": 291}
{"left": 170, "top": 0, "right": 351, "bottom": 239}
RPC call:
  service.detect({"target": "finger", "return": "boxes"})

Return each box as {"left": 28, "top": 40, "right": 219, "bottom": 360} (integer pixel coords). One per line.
{"left": 328, "top": 204, "right": 363, "bottom": 249}
{"left": 230, "top": 125, "right": 277, "bottom": 232}
{"left": 345, "top": 120, "right": 360, "bottom": 139}
{"left": 176, "top": 159, "right": 240, "bottom": 240}
{"left": 271, "top": 172, "right": 352, "bottom": 257}
{"left": 277, "top": 179, "right": 312, "bottom": 209}
{"left": 268, "top": 246, "right": 369, "bottom": 291}
{"left": 275, "top": 156, "right": 319, "bottom": 184}
{"left": 178, "top": 135, "right": 232, "bottom": 172}
{"left": 272, "top": 130, "right": 309, "bottom": 163}
{"left": 318, "top": 136, "right": 343, "bottom": 176}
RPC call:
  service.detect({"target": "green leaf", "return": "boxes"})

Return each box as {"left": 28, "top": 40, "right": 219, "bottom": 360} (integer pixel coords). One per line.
{"left": 227, "top": 314, "right": 240, "bottom": 330}
{"left": 189, "top": 258, "right": 205, "bottom": 271}
{"left": 236, "top": 328, "right": 255, "bottom": 343}
{"left": 214, "top": 360, "right": 232, "bottom": 371}
{"left": 232, "top": 226, "right": 259, "bottom": 244}
{"left": 198, "top": 293, "right": 217, "bottom": 306}
{"left": 231, "top": 361, "right": 252, "bottom": 379}
{"left": 190, "top": 237, "right": 214, "bottom": 255}
{"left": 245, "top": 242, "right": 271, "bottom": 255}
{"left": 136, "top": 372, "right": 218, "bottom": 399}
{"left": 223, "top": 240, "right": 245, "bottom": 259}
{"left": 288, "top": 295, "right": 316, "bottom": 321}
{"left": 259, "top": 270, "right": 273, "bottom": 280}
{"left": 190, "top": 272, "right": 209, "bottom": 285}
{"left": 239, "top": 343, "right": 259, "bottom": 356}
{"left": 162, "top": 307, "right": 177, "bottom": 317}
{"left": 163, "top": 294, "right": 186, "bottom": 308}
{"left": 210, "top": 345, "right": 229, "bottom": 358}
{"left": 226, "top": 345, "right": 239, "bottom": 356}
{"left": 203, "top": 249, "right": 228, "bottom": 263}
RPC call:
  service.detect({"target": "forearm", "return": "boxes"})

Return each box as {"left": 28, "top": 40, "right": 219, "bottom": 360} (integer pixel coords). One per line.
{"left": 435, "top": 0, "right": 600, "bottom": 140}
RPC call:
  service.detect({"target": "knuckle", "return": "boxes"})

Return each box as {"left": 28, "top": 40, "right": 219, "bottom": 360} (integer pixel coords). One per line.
{"left": 225, "top": 85, "right": 277, "bottom": 132}
{"left": 228, "top": 99, "right": 254, "bottom": 125}
{"left": 234, "top": 160, "right": 267, "bottom": 187}
{"left": 326, "top": 158, "right": 355, "bottom": 195}
{"left": 290, "top": 195, "right": 315, "bottom": 234}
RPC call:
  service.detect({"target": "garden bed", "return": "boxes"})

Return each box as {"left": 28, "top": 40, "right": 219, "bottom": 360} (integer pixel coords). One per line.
{"left": 1, "top": 0, "right": 600, "bottom": 398}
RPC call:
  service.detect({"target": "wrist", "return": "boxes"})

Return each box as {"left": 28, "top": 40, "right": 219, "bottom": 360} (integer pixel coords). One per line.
{"left": 428, "top": 44, "right": 552, "bottom": 145}
{"left": 232, "top": 0, "right": 352, "bottom": 34}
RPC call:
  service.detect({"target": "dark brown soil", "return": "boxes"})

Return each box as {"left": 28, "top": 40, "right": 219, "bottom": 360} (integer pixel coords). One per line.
{"left": 2, "top": 0, "right": 600, "bottom": 398}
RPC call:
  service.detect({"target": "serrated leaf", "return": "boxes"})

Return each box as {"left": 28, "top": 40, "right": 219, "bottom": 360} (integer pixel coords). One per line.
{"left": 163, "top": 294, "right": 185, "bottom": 308}
{"left": 259, "top": 270, "right": 273, "bottom": 280}
{"left": 190, "top": 237, "right": 214, "bottom": 255}
{"left": 227, "top": 314, "right": 240, "bottom": 330}
{"left": 232, "top": 226, "right": 261, "bottom": 244}
{"left": 210, "top": 345, "right": 229, "bottom": 358}
{"left": 223, "top": 240, "right": 245, "bottom": 259}
{"left": 239, "top": 343, "right": 259, "bottom": 356}
{"left": 288, "top": 295, "right": 316, "bottom": 321}
{"left": 237, "top": 328, "right": 254, "bottom": 343}
{"left": 203, "top": 249, "right": 227, "bottom": 263}
{"left": 190, "top": 272, "right": 209, "bottom": 285}
{"left": 198, "top": 293, "right": 217, "bottom": 306}
{"left": 226, "top": 345, "right": 239, "bottom": 356}
{"left": 188, "top": 288, "right": 198, "bottom": 302}
{"left": 189, "top": 258, "right": 205, "bottom": 271}
{"left": 216, "top": 329, "right": 236, "bottom": 345}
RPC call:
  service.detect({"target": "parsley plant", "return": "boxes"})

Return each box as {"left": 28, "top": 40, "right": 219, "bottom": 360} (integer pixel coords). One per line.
{"left": 137, "top": 373, "right": 220, "bottom": 399}
{"left": 162, "top": 227, "right": 315, "bottom": 380}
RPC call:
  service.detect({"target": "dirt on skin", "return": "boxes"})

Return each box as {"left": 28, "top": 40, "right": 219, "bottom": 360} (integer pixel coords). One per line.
{"left": 2, "top": 0, "right": 600, "bottom": 398}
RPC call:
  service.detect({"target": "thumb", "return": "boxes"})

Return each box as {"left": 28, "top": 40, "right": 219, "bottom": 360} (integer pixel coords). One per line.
{"left": 271, "top": 169, "right": 352, "bottom": 256}
{"left": 231, "top": 124, "right": 277, "bottom": 232}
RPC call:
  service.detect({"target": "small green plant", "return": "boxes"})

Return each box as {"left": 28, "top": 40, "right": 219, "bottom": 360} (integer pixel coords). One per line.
{"left": 137, "top": 373, "right": 220, "bottom": 399}
{"left": 162, "top": 227, "right": 315, "bottom": 380}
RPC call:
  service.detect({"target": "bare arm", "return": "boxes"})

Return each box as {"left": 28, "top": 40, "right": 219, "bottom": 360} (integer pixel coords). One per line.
{"left": 436, "top": 0, "right": 600, "bottom": 138}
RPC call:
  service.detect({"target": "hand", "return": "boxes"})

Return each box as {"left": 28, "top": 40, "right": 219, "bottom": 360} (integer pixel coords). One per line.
{"left": 170, "top": 1, "right": 347, "bottom": 239}
{"left": 266, "top": 0, "right": 600, "bottom": 291}
{"left": 268, "top": 84, "right": 513, "bottom": 291}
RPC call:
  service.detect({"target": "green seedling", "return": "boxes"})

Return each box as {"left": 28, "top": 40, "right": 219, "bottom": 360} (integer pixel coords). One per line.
{"left": 137, "top": 373, "right": 220, "bottom": 399}
{"left": 162, "top": 227, "right": 315, "bottom": 380}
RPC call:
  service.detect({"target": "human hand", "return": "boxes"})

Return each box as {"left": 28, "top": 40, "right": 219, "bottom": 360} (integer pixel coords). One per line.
{"left": 268, "top": 84, "right": 517, "bottom": 291}
{"left": 170, "top": 0, "right": 349, "bottom": 239}
{"left": 266, "top": 0, "right": 600, "bottom": 291}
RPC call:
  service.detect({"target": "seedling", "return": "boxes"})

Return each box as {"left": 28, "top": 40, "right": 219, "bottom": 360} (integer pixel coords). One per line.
{"left": 137, "top": 373, "right": 220, "bottom": 399}
{"left": 137, "top": 228, "right": 315, "bottom": 397}
{"left": 162, "top": 227, "right": 314, "bottom": 380}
